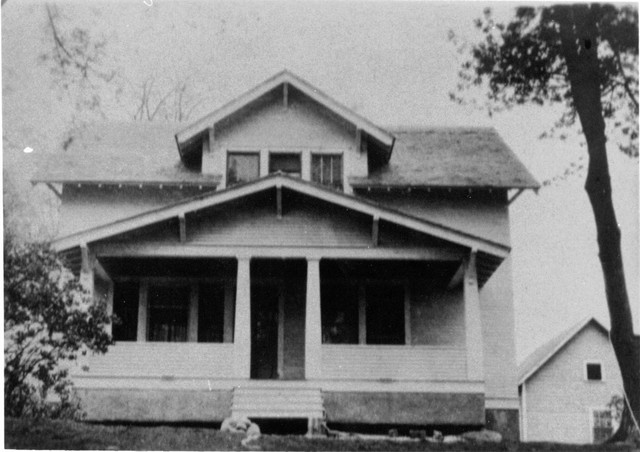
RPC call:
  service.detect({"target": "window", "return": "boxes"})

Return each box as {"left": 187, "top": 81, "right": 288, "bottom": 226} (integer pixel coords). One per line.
{"left": 112, "top": 281, "right": 139, "bottom": 341}
{"left": 365, "top": 284, "right": 405, "bottom": 345}
{"left": 227, "top": 152, "right": 260, "bottom": 186}
{"left": 586, "top": 362, "right": 603, "bottom": 381}
{"left": 269, "top": 153, "right": 301, "bottom": 177}
{"left": 312, "top": 154, "right": 342, "bottom": 189}
{"left": 592, "top": 409, "right": 613, "bottom": 443}
{"left": 321, "top": 283, "right": 358, "bottom": 344}
{"left": 198, "top": 283, "right": 225, "bottom": 343}
{"left": 148, "top": 285, "right": 190, "bottom": 342}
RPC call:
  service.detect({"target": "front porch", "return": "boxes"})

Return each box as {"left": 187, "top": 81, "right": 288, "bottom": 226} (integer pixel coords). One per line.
{"left": 59, "top": 177, "right": 506, "bottom": 425}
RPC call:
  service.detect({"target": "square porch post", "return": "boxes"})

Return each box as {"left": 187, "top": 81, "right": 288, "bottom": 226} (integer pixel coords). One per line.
{"left": 464, "top": 249, "right": 484, "bottom": 381}
{"left": 305, "top": 258, "right": 322, "bottom": 380}
{"left": 234, "top": 257, "right": 251, "bottom": 379}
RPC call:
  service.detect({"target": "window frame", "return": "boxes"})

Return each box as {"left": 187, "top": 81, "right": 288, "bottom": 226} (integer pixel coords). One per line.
{"left": 311, "top": 152, "right": 344, "bottom": 190}
{"left": 226, "top": 151, "right": 261, "bottom": 186}
{"left": 590, "top": 407, "right": 614, "bottom": 443}
{"left": 584, "top": 360, "right": 605, "bottom": 382}
{"left": 320, "top": 278, "right": 410, "bottom": 346}
{"left": 268, "top": 151, "right": 302, "bottom": 177}
{"left": 111, "top": 280, "right": 140, "bottom": 342}
{"left": 146, "top": 283, "right": 191, "bottom": 343}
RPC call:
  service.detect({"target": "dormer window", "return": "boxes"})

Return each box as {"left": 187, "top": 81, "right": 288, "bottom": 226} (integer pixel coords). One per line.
{"left": 269, "top": 153, "right": 301, "bottom": 177}
{"left": 227, "top": 152, "right": 260, "bottom": 186}
{"left": 312, "top": 154, "right": 343, "bottom": 190}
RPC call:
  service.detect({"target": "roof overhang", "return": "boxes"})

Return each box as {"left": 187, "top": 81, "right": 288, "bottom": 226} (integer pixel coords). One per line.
{"left": 53, "top": 175, "right": 510, "bottom": 285}
{"left": 174, "top": 70, "right": 395, "bottom": 155}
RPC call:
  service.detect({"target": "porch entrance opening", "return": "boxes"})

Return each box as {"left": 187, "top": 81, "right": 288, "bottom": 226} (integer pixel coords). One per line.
{"left": 250, "top": 259, "right": 307, "bottom": 380}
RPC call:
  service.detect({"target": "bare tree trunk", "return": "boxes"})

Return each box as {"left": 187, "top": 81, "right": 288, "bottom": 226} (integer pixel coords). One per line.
{"left": 557, "top": 4, "right": 640, "bottom": 442}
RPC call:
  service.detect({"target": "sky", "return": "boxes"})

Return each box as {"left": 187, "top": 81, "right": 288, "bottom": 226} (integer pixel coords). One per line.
{"left": 2, "top": 0, "right": 638, "bottom": 361}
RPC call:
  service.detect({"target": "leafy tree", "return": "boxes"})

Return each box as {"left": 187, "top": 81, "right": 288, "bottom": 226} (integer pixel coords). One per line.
{"left": 451, "top": 4, "right": 639, "bottom": 441}
{"left": 4, "top": 239, "right": 112, "bottom": 418}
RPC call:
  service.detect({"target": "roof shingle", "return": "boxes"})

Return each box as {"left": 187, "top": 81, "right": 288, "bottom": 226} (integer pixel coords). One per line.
{"left": 33, "top": 123, "right": 537, "bottom": 189}
{"left": 351, "top": 128, "right": 539, "bottom": 189}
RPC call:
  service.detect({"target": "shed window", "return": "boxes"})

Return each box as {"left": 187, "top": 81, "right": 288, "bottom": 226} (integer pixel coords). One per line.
{"left": 112, "top": 281, "right": 139, "bottom": 341}
{"left": 269, "top": 153, "right": 301, "bottom": 177}
{"left": 366, "top": 284, "right": 405, "bottom": 345}
{"left": 586, "top": 362, "right": 603, "bottom": 381}
{"left": 312, "top": 154, "right": 342, "bottom": 189}
{"left": 148, "top": 285, "right": 190, "bottom": 342}
{"left": 592, "top": 409, "right": 613, "bottom": 443}
{"left": 321, "top": 283, "right": 358, "bottom": 344}
{"left": 198, "top": 283, "right": 225, "bottom": 343}
{"left": 227, "top": 152, "right": 260, "bottom": 186}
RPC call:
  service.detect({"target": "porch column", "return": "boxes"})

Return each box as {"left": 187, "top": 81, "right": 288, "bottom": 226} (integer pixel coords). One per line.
{"left": 464, "top": 250, "right": 484, "bottom": 380}
{"left": 234, "top": 257, "right": 251, "bottom": 379}
{"left": 79, "top": 243, "right": 94, "bottom": 297}
{"left": 305, "top": 258, "right": 322, "bottom": 380}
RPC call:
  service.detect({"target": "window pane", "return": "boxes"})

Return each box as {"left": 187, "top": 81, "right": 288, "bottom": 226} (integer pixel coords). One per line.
{"left": 587, "top": 363, "right": 602, "bottom": 380}
{"left": 321, "top": 283, "right": 358, "bottom": 344}
{"left": 311, "top": 155, "right": 343, "bottom": 189}
{"left": 148, "top": 285, "right": 190, "bottom": 342}
{"left": 227, "top": 153, "right": 260, "bottom": 186}
{"left": 113, "top": 281, "right": 139, "bottom": 341}
{"left": 593, "top": 410, "right": 613, "bottom": 443}
{"left": 366, "top": 284, "right": 405, "bottom": 345}
{"left": 269, "top": 153, "right": 301, "bottom": 177}
{"left": 198, "top": 283, "right": 225, "bottom": 343}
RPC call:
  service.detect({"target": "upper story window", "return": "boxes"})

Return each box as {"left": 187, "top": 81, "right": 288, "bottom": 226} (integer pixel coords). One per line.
{"left": 312, "top": 154, "right": 343, "bottom": 190}
{"left": 227, "top": 152, "right": 260, "bottom": 186}
{"left": 269, "top": 153, "right": 301, "bottom": 177}
{"left": 586, "top": 362, "right": 603, "bottom": 381}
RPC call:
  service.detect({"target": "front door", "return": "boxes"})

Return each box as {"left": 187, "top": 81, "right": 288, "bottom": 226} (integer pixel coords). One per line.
{"left": 251, "top": 284, "right": 280, "bottom": 379}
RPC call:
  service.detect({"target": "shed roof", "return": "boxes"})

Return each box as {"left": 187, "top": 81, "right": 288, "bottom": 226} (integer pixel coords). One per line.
{"left": 33, "top": 124, "right": 537, "bottom": 190}
{"left": 350, "top": 128, "right": 539, "bottom": 189}
{"left": 517, "top": 317, "right": 609, "bottom": 385}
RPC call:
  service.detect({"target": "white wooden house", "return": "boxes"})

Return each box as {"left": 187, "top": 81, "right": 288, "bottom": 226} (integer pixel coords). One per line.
{"left": 518, "top": 317, "right": 625, "bottom": 443}
{"left": 34, "top": 71, "right": 538, "bottom": 437}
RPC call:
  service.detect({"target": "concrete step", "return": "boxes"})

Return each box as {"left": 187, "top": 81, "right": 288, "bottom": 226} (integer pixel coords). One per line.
{"left": 232, "top": 409, "right": 325, "bottom": 419}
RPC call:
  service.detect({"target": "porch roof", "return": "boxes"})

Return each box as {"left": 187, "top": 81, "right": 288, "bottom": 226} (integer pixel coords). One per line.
{"left": 54, "top": 174, "right": 509, "bottom": 285}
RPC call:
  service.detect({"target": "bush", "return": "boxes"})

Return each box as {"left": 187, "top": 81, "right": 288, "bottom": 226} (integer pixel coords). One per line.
{"left": 4, "top": 239, "right": 112, "bottom": 418}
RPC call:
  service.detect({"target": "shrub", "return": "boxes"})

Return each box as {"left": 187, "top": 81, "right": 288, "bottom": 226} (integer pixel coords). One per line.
{"left": 4, "top": 239, "right": 112, "bottom": 418}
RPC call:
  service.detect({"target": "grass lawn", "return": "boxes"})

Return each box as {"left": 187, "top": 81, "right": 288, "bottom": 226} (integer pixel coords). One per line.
{"left": 4, "top": 418, "right": 636, "bottom": 451}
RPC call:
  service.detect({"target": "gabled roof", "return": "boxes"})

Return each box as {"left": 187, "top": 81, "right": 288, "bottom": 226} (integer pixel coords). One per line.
{"left": 31, "top": 122, "right": 220, "bottom": 187}
{"left": 517, "top": 317, "right": 609, "bottom": 385}
{"left": 53, "top": 173, "right": 510, "bottom": 263}
{"left": 175, "top": 70, "right": 395, "bottom": 151}
{"left": 350, "top": 128, "right": 539, "bottom": 189}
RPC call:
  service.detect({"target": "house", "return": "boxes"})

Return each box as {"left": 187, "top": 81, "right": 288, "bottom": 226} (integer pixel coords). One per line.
{"left": 518, "top": 317, "right": 624, "bottom": 443}
{"left": 33, "top": 70, "right": 538, "bottom": 437}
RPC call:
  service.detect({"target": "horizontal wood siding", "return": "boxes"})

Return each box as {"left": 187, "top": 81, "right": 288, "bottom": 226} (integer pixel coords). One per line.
{"left": 73, "top": 343, "right": 234, "bottom": 378}
{"left": 322, "top": 345, "right": 466, "bottom": 380}
{"left": 188, "top": 203, "right": 371, "bottom": 247}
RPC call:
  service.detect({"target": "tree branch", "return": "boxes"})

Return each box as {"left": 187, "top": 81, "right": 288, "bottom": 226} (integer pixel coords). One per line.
{"left": 613, "top": 49, "right": 639, "bottom": 111}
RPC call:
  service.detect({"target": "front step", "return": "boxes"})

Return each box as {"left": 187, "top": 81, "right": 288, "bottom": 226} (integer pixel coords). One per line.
{"left": 231, "top": 386, "right": 324, "bottom": 420}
